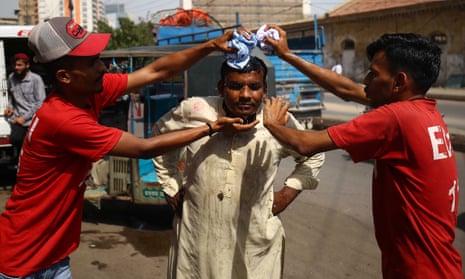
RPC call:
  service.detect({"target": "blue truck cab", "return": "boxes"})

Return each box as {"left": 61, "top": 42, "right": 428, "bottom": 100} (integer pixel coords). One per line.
{"left": 264, "top": 17, "right": 325, "bottom": 127}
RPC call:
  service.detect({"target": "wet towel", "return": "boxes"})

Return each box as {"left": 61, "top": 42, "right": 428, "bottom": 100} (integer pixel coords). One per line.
{"left": 256, "top": 24, "right": 280, "bottom": 51}
{"left": 225, "top": 29, "right": 257, "bottom": 69}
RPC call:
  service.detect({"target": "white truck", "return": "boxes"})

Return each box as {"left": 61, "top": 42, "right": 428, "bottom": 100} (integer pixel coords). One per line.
{"left": 0, "top": 25, "right": 35, "bottom": 167}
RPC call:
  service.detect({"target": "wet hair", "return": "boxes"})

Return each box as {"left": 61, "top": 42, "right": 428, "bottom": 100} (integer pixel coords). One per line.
{"left": 366, "top": 33, "right": 441, "bottom": 92}
{"left": 220, "top": 56, "right": 268, "bottom": 84}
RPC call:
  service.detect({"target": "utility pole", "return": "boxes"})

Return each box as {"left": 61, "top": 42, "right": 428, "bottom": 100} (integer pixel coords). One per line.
{"left": 303, "top": 0, "right": 311, "bottom": 18}
{"left": 181, "top": 0, "right": 192, "bottom": 9}
{"left": 69, "top": 0, "right": 74, "bottom": 18}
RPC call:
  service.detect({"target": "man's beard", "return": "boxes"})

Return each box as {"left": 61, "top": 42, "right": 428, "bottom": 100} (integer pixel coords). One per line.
{"left": 13, "top": 70, "right": 27, "bottom": 80}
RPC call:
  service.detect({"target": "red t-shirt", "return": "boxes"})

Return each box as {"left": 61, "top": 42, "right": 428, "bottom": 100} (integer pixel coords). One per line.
{"left": 328, "top": 98, "right": 462, "bottom": 278}
{"left": 0, "top": 74, "right": 127, "bottom": 276}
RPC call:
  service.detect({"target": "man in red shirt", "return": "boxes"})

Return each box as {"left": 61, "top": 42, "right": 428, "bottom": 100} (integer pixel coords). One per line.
{"left": 262, "top": 25, "right": 463, "bottom": 278}
{"left": 0, "top": 17, "right": 257, "bottom": 278}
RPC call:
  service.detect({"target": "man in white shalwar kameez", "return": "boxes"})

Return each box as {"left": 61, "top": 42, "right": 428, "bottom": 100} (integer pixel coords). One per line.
{"left": 153, "top": 57, "right": 325, "bottom": 279}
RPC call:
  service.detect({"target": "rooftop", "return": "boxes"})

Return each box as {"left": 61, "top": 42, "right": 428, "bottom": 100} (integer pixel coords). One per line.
{"left": 328, "top": 0, "right": 447, "bottom": 16}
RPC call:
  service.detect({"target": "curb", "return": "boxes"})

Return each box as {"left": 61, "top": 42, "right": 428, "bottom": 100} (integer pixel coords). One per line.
{"left": 313, "top": 117, "right": 465, "bottom": 153}
{"left": 427, "top": 88, "right": 465, "bottom": 102}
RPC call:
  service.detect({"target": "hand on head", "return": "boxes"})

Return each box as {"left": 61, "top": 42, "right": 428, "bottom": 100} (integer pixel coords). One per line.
{"left": 263, "top": 97, "right": 290, "bottom": 127}
{"left": 263, "top": 25, "right": 291, "bottom": 57}
{"left": 214, "top": 28, "right": 254, "bottom": 54}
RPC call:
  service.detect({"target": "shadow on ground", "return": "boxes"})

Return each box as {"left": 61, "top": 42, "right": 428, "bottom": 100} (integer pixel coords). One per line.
{"left": 83, "top": 199, "right": 174, "bottom": 231}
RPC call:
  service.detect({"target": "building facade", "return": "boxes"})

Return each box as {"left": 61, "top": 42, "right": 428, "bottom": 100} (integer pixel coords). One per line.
{"left": 18, "top": 0, "right": 39, "bottom": 25}
{"left": 280, "top": 0, "right": 465, "bottom": 85}
{"left": 191, "top": 0, "right": 312, "bottom": 29}
{"left": 19, "top": 0, "right": 106, "bottom": 32}
{"left": 105, "top": 3, "right": 129, "bottom": 29}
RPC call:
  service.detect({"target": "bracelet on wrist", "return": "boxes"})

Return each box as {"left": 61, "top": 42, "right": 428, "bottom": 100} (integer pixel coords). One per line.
{"left": 206, "top": 122, "right": 214, "bottom": 137}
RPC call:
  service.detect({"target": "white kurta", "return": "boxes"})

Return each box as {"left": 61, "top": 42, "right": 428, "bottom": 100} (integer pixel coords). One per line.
{"left": 153, "top": 96, "right": 325, "bottom": 279}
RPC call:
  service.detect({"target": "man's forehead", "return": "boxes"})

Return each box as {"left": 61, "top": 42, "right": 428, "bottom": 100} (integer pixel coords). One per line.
{"left": 226, "top": 71, "right": 264, "bottom": 80}
{"left": 370, "top": 51, "right": 390, "bottom": 71}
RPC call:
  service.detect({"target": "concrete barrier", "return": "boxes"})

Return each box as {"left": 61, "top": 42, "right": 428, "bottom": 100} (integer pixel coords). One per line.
{"left": 427, "top": 87, "right": 465, "bottom": 101}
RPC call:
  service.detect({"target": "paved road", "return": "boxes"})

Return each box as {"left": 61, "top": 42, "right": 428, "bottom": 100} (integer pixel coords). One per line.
{"left": 279, "top": 150, "right": 465, "bottom": 278}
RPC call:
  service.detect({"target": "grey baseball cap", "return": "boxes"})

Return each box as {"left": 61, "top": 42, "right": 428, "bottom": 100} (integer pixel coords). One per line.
{"left": 28, "top": 17, "right": 110, "bottom": 63}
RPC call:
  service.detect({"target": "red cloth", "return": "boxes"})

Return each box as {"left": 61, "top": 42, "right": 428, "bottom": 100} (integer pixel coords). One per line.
{"left": 159, "top": 8, "right": 211, "bottom": 26}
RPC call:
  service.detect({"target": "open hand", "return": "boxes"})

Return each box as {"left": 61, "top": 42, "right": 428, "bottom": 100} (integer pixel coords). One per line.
{"left": 263, "top": 97, "right": 290, "bottom": 127}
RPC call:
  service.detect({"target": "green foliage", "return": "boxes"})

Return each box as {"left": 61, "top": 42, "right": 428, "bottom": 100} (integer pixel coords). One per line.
{"left": 97, "top": 18, "right": 155, "bottom": 50}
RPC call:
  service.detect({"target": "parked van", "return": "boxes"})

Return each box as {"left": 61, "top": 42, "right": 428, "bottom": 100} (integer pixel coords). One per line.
{"left": 0, "top": 25, "right": 36, "bottom": 168}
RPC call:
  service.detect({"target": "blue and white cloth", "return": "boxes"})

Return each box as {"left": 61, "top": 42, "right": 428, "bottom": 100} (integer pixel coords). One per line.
{"left": 256, "top": 24, "right": 280, "bottom": 51}
{"left": 224, "top": 29, "right": 257, "bottom": 70}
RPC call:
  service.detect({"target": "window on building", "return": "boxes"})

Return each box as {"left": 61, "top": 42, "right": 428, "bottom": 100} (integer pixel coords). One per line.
{"left": 342, "top": 39, "right": 355, "bottom": 50}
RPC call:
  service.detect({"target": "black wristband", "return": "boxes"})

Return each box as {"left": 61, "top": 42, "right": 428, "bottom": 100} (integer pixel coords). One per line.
{"left": 206, "top": 122, "right": 214, "bottom": 137}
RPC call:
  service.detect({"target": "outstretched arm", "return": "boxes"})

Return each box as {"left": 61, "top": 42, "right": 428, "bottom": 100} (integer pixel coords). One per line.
{"left": 110, "top": 116, "right": 259, "bottom": 158}
{"left": 264, "top": 24, "right": 370, "bottom": 106}
{"left": 263, "top": 97, "right": 337, "bottom": 156}
{"left": 126, "top": 30, "right": 237, "bottom": 92}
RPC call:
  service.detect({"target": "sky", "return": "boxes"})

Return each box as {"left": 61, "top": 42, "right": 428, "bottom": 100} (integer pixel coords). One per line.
{"left": 0, "top": 1, "right": 346, "bottom": 20}
{"left": 118, "top": 0, "right": 346, "bottom": 22}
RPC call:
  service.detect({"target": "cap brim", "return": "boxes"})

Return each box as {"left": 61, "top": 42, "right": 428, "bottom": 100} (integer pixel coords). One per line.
{"left": 68, "top": 33, "right": 111, "bottom": 57}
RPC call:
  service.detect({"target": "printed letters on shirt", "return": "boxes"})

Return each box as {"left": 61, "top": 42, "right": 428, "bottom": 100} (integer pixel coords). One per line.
{"left": 427, "top": 125, "right": 452, "bottom": 160}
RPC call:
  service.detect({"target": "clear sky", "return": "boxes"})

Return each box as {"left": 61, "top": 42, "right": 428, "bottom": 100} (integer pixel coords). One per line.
{"left": 0, "top": 1, "right": 346, "bottom": 21}
{"left": 0, "top": 1, "right": 18, "bottom": 17}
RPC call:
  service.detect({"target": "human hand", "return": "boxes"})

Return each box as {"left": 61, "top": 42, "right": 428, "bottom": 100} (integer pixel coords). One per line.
{"left": 272, "top": 186, "right": 301, "bottom": 215}
{"left": 263, "top": 97, "right": 290, "bottom": 128}
{"left": 165, "top": 190, "right": 184, "bottom": 217}
{"left": 4, "top": 108, "right": 13, "bottom": 117}
{"left": 212, "top": 29, "right": 237, "bottom": 53}
{"left": 13, "top": 116, "right": 26, "bottom": 125}
{"left": 212, "top": 28, "right": 254, "bottom": 54}
{"left": 211, "top": 116, "right": 259, "bottom": 136}
{"left": 263, "top": 24, "right": 291, "bottom": 58}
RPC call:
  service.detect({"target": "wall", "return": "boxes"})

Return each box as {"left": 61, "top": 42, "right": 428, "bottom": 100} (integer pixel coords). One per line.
{"left": 319, "top": 1, "right": 465, "bottom": 85}
{"left": 192, "top": 0, "right": 307, "bottom": 29}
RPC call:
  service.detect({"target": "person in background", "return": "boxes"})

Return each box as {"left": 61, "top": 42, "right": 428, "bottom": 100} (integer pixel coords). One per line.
{"left": 331, "top": 62, "right": 342, "bottom": 74}
{"left": 0, "top": 17, "right": 256, "bottom": 279}
{"left": 4, "top": 52, "right": 46, "bottom": 167}
{"left": 153, "top": 56, "right": 325, "bottom": 279}
{"left": 262, "top": 25, "right": 463, "bottom": 278}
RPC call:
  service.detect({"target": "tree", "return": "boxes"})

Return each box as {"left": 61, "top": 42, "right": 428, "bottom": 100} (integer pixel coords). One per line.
{"left": 98, "top": 18, "right": 155, "bottom": 50}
